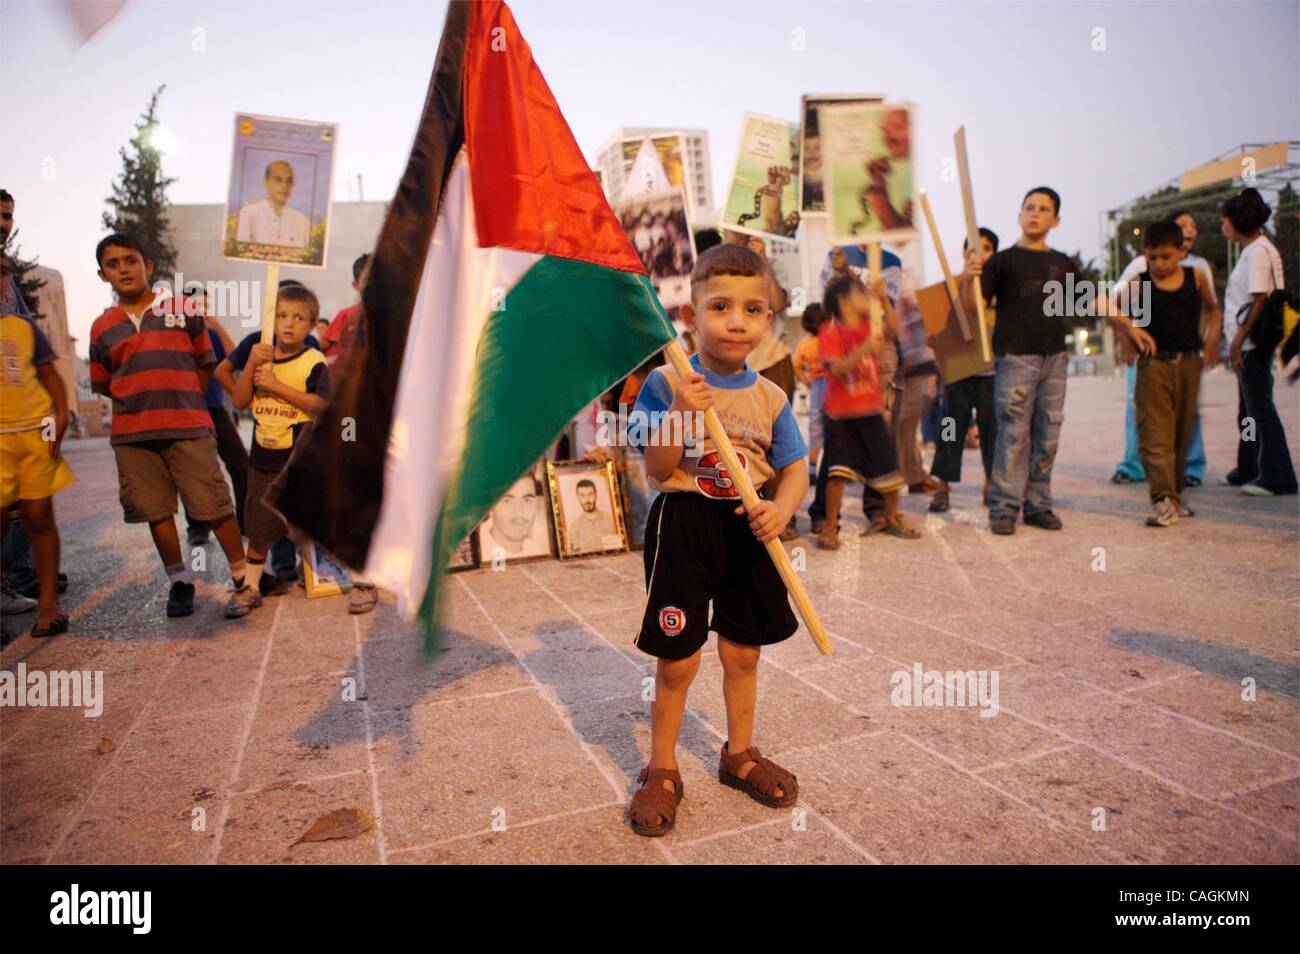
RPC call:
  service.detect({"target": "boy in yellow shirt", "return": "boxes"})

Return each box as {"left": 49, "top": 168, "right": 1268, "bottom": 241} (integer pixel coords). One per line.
{"left": 1, "top": 257, "right": 74, "bottom": 636}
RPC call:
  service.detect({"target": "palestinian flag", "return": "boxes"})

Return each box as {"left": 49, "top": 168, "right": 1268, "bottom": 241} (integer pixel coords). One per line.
{"left": 276, "top": 0, "right": 672, "bottom": 638}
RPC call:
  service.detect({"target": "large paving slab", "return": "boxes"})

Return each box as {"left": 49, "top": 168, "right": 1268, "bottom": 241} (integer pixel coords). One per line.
{"left": 1, "top": 371, "right": 1296, "bottom": 863}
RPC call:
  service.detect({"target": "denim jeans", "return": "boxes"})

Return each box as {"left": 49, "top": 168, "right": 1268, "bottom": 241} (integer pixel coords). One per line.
{"left": 807, "top": 377, "right": 827, "bottom": 455}
{"left": 1230, "top": 347, "right": 1298, "bottom": 493}
{"left": 1116, "top": 363, "right": 1206, "bottom": 481}
{"left": 2, "top": 516, "right": 37, "bottom": 592}
{"left": 270, "top": 537, "right": 298, "bottom": 579}
{"left": 989, "top": 352, "right": 1068, "bottom": 517}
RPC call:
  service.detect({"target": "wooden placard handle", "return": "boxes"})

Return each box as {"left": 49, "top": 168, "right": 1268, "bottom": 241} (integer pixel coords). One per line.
{"left": 918, "top": 189, "right": 971, "bottom": 341}
{"left": 260, "top": 262, "right": 280, "bottom": 345}
{"left": 953, "top": 126, "right": 992, "bottom": 363}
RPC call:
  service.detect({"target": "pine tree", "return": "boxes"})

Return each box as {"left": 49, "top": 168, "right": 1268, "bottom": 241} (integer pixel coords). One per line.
{"left": 102, "top": 85, "right": 178, "bottom": 278}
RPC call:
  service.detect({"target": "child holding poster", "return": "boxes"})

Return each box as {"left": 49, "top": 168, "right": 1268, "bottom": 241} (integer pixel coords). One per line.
{"left": 815, "top": 274, "right": 917, "bottom": 548}
{"left": 963, "top": 188, "right": 1092, "bottom": 535}
{"left": 224, "top": 284, "right": 331, "bottom": 618}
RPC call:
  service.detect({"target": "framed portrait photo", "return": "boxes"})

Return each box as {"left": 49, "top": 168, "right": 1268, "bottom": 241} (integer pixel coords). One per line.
{"left": 303, "top": 542, "right": 352, "bottom": 598}
{"left": 447, "top": 533, "right": 479, "bottom": 573}
{"left": 475, "top": 462, "right": 555, "bottom": 565}
{"left": 223, "top": 112, "right": 338, "bottom": 268}
{"left": 547, "top": 460, "right": 629, "bottom": 560}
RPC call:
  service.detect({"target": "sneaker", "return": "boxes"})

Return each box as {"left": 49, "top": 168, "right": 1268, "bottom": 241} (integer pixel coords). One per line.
{"left": 224, "top": 585, "right": 263, "bottom": 619}
{"left": 347, "top": 583, "right": 379, "bottom": 615}
{"left": 258, "top": 573, "right": 293, "bottom": 597}
{"left": 1183, "top": 475, "right": 1202, "bottom": 488}
{"left": 989, "top": 512, "right": 1017, "bottom": 535}
{"left": 1146, "top": 498, "right": 1179, "bottom": 527}
{"left": 1110, "top": 471, "right": 1138, "bottom": 484}
{"left": 1242, "top": 484, "right": 1275, "bottom": 497}
{"left": 1, "top": 583, "right": 38, "bottom": 615}
{"left": 166, "top": 581, "right": 195, "bottom": 618}
{"left": 1023, "top": 510, "right": 1063, "bottom": 531}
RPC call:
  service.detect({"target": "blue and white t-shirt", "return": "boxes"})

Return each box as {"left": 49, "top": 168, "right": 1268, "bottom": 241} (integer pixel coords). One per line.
{"left": 632, "top": 353, "right": 807, "bottom": 498}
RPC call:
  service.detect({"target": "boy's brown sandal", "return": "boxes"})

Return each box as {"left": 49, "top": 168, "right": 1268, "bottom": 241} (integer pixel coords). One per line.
{"left": 718, "top": 742, "right": 798, "bottom": 808}
{"left": 629, "top": 766, "right": 683, "bottom": 837}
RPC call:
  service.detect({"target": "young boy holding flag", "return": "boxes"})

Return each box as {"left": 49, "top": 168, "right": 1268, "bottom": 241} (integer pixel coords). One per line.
{"left": 628, "top": 243, "right": 808, "bottom": 837}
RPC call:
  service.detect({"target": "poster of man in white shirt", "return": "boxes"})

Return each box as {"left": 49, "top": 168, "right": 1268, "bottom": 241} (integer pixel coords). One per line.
{"left": 223, "top": 113, "right": 337, "bottom": 268}
{"left": 236, "top": 161, "right": 311, "bottom": 247}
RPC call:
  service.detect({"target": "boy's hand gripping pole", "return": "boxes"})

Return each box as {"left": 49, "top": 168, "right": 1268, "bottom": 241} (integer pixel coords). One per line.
{"left": 662, "top": 340, "right": 833, "bottom": 656}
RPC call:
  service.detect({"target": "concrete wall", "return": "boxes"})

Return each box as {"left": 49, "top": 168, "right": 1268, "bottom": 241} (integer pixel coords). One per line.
{"left": 30, "top": 265, "right": 79, "bottom": 416}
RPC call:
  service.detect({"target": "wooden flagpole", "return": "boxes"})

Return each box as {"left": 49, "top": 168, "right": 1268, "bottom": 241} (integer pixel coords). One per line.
{"left": 918, "top": 189, "right": 971, "bottom": 340}
{"left": 660, "top": 340, "right": 833, "bottom": 656}
{"left": 953, "top": 126, "right": 991, "bottom": 363}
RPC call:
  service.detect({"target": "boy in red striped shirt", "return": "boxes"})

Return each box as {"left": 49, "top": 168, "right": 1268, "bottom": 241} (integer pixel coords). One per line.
{"left": 89, "top": 234, "right": 248, "bottom": 618}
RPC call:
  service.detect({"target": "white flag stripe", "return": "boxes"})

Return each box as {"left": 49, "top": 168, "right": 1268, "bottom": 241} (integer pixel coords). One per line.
{"left": 363, "top": 154, "right": 538, "bottom": 611}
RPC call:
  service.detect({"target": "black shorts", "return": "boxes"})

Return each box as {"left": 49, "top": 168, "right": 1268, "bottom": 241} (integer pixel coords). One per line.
{"left": 636, "top": 492, "right": 798, "bottom": 660}
{"left": 823, "top": 414, "right": 906, "bottom": 492}
{"left": 245, "top": 465, "right": 288, "bottom": 546}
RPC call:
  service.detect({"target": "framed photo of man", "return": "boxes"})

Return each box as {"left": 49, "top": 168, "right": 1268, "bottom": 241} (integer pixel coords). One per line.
{"left": 475, "top": 463, "right": 554, "bottom": 565}
{"left": 223, "top": 113, "right": 337, "bottom": 268}
{"left": 447, "top": 533, "right": 479, "bottom": 572}
{"left": 547, "top": 460, "right": 628, "bottom": 560}
{"left": 303, "top": 542, "right": 352, "bottom": 598}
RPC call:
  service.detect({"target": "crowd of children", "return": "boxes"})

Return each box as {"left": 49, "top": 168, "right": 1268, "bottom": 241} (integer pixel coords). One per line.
{"left": 0, "top": 222, "right": 379, "bottom": 636}
{"left": 0, "top": 186, "right": 1293, "bottom": 713}
{"left": 0, "top": 177, "right": 1293, "bottom": 848}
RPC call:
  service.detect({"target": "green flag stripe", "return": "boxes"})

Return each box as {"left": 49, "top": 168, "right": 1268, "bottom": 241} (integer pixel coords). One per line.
{"left": 418, "top": 255, "right": 674, "bottom": 633}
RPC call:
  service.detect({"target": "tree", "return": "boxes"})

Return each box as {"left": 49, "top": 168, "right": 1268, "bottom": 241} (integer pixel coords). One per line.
{"left": 1065, "top": 250, "right": 1102, "bottom": 335}
{"left": 103, "top": 85, "right": 178, "bottom": 278}
{"left": 1, "top": 232, "right": 46, "bottom": 323}
{"left": 1274, "top": 181, "right": 1298, "bottom": 295}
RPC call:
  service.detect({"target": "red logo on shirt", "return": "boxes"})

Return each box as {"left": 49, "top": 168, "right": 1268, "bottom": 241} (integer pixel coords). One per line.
{"left": 658, "top": 606, "right": 686, "bottom": 637}
{"left": 694, "top": 450, "right": 748, "bottom": 498}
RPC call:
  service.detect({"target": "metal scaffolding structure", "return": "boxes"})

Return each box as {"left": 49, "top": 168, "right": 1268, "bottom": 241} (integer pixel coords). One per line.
{"left": 1100, "top": 141, "right": 1299, "bottom": 282}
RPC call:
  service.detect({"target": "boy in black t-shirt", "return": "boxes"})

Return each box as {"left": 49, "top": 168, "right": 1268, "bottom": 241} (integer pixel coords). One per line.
{"left": 1107, "top": 221, "right": 1219, "bottom": 527}
{"left": 963, "top": 187, "right": 1078, "bottom": 535}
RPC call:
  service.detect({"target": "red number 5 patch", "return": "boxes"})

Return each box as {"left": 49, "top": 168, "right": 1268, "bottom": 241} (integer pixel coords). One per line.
{"left": 658, "top": 605, "right": 686, "bottom": 637}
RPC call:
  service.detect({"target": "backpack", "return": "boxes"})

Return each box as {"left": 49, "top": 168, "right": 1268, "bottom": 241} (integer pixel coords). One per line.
{"left": 1246, "top": 289, "right": 1297, "bottom": 354}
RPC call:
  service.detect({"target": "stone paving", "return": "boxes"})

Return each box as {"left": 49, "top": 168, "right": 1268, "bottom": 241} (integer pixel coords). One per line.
{"left": 1, "top": 370, "right": 1297, "bottom": 864}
